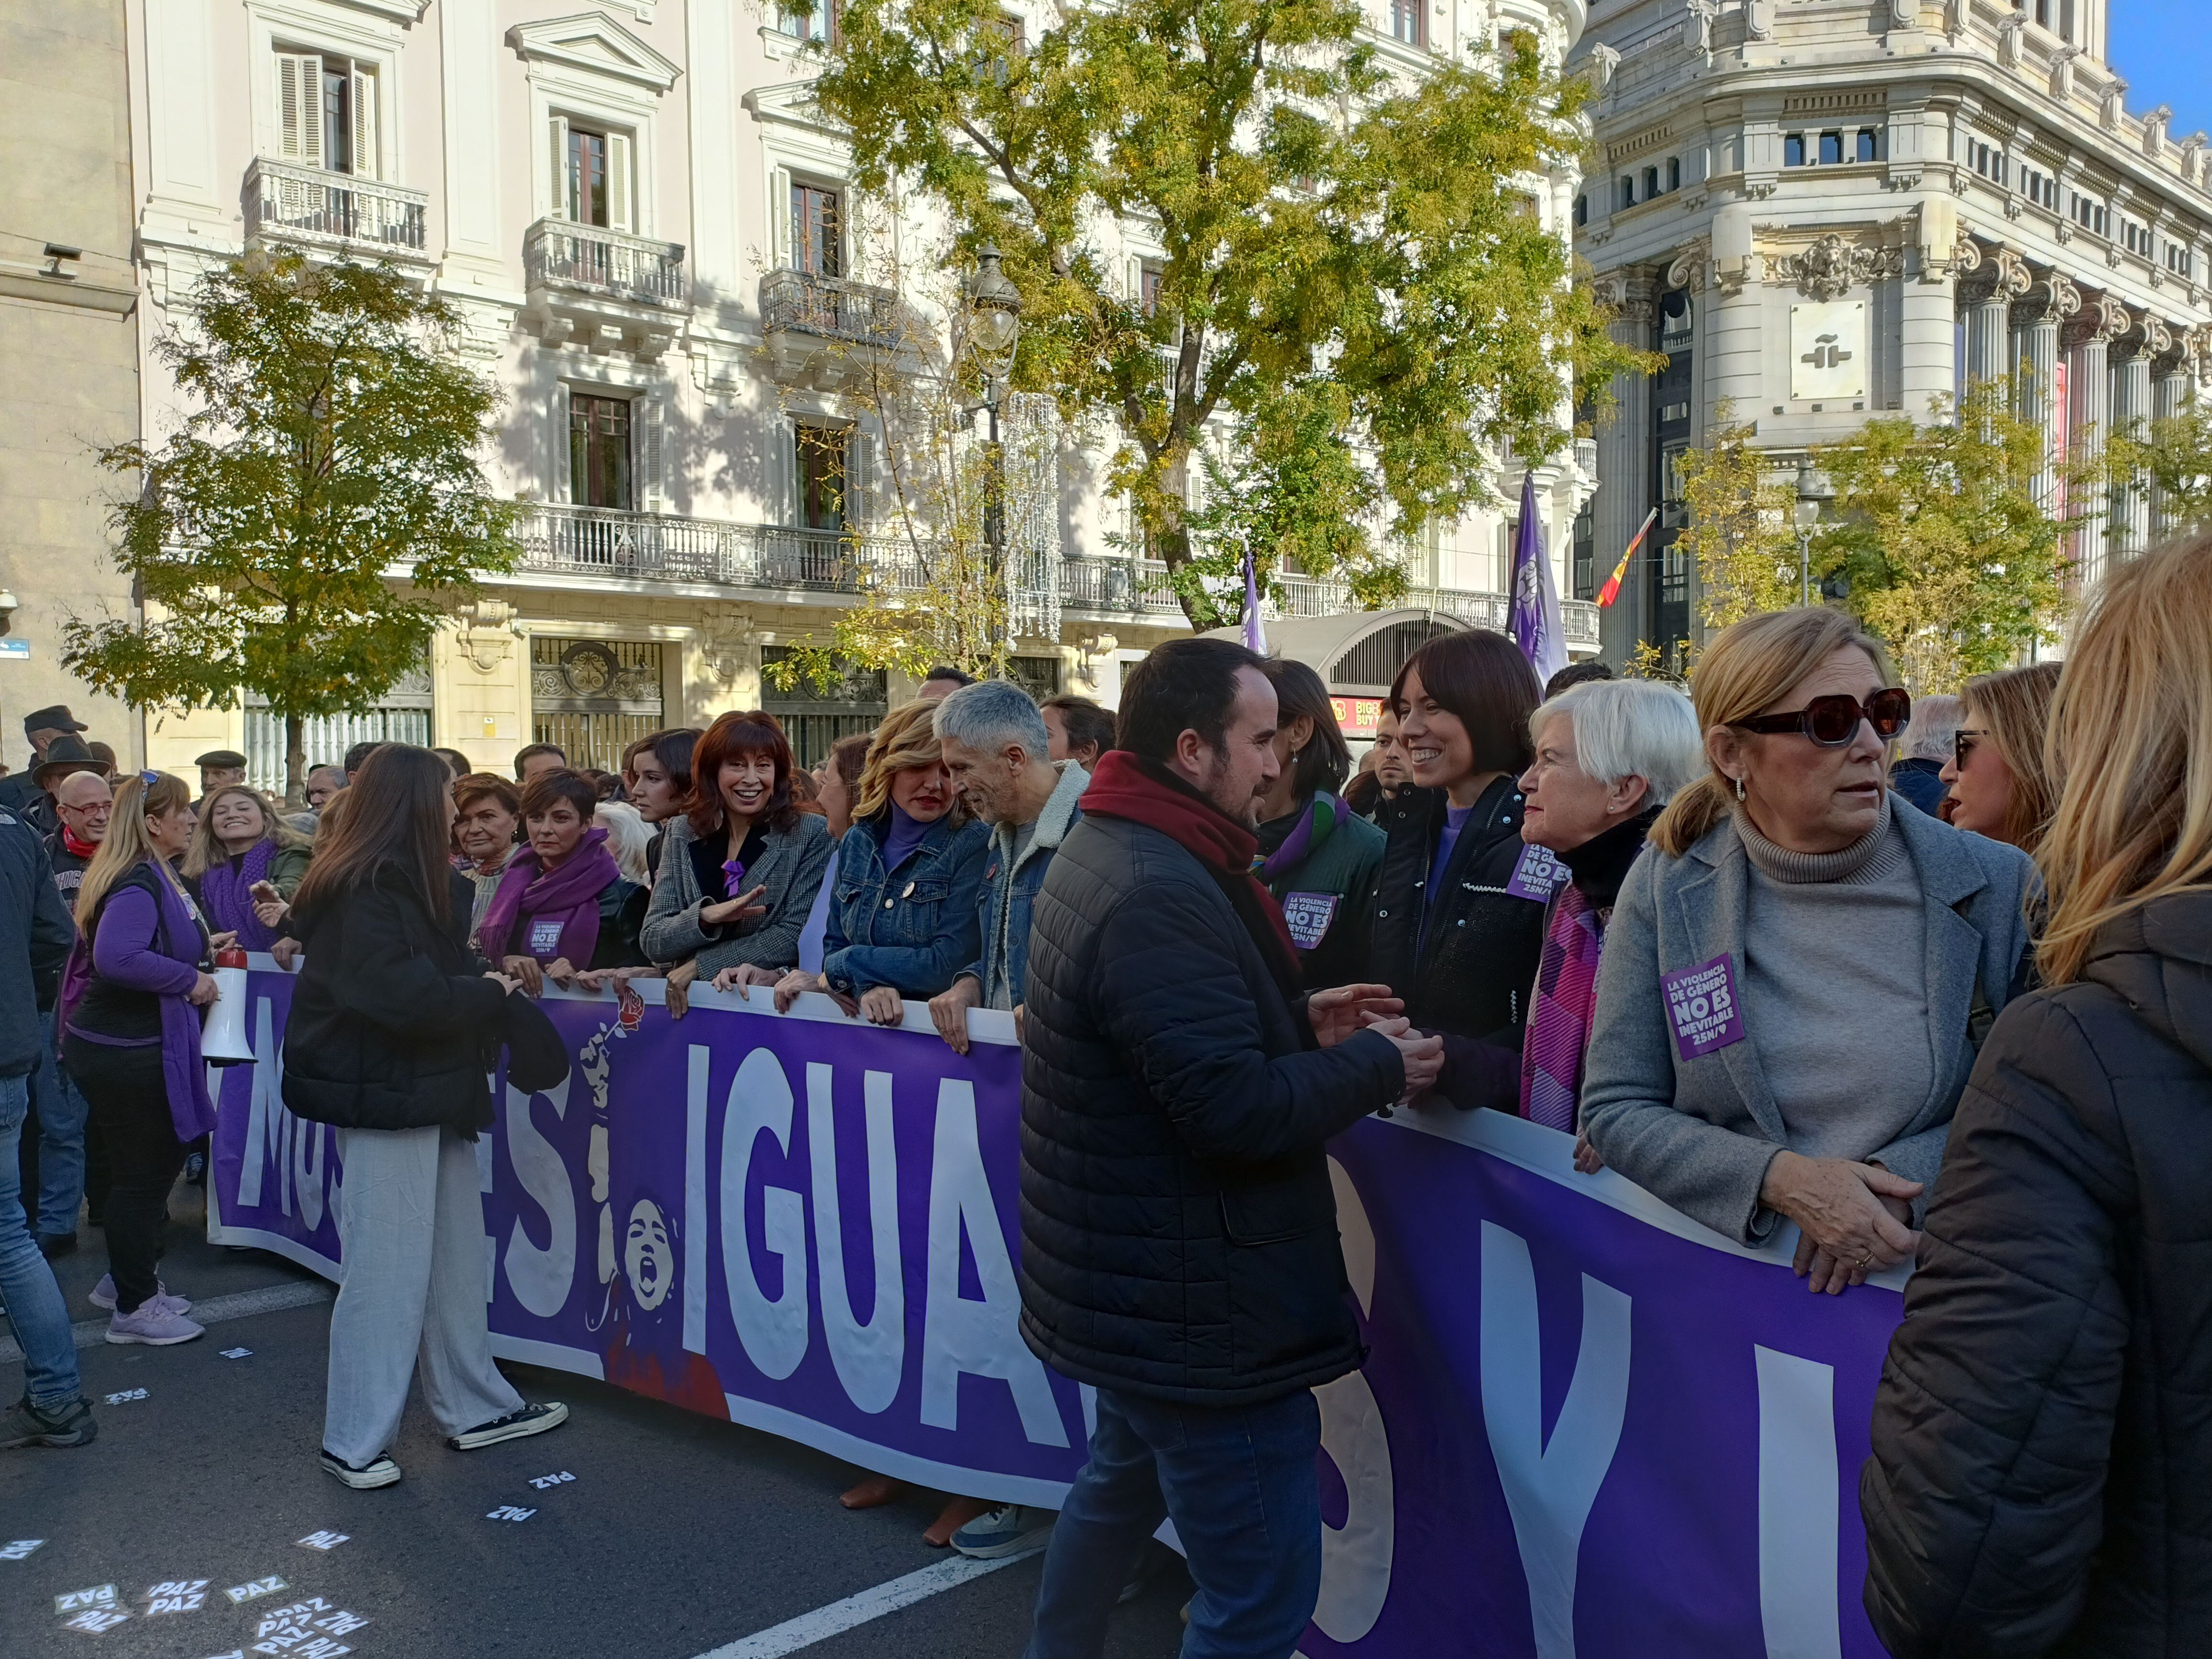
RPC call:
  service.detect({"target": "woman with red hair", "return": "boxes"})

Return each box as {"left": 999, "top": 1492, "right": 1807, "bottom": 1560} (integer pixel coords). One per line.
{"left": 640, "top": 711, "right": 833, "bottom": 984}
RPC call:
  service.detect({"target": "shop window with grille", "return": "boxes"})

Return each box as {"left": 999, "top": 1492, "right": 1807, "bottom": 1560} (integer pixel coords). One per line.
{"left": 530, "top": 638, "right": 666, "bottom": 773}
{"left": 1008, "top": 656, "right": 1061, "bottom": 703}
{"left": 244, "top": 664, "right": 430, "bottom": 793}
{"left": 760, "top": 647, "right": 888, "bottom": 771}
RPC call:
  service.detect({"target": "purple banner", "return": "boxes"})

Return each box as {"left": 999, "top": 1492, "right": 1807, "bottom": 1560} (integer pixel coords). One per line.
{"left": 209, "top": 962, "right": 1906, "bottom": 1655}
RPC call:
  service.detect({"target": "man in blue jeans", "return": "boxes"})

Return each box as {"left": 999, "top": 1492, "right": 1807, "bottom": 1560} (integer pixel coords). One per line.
{"left": 1015, "top": 639, "right": 1440, "bottom": 1657}
{"left": 0, "top": 797, "right": 96, "bottom": 1450}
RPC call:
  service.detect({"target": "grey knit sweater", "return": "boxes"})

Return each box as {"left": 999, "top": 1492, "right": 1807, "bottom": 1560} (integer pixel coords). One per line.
{"left": 1735, "top": 793, "right": 1935, "bottom": 1164}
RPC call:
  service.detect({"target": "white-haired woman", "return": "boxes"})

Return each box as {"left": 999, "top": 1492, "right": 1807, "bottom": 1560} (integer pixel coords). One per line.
{"left": 594, "top": 799, "right": 654, "bottom": 887}
{"left": 1580, "top": 608, "right": 2038, "bottom": 1293}
{"left": 1514, "top": 679, "right": 1703, "bottom": 1157}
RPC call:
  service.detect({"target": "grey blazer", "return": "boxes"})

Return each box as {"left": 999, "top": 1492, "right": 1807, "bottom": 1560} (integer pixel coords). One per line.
{"left": 641, "top": 812, "right": 835, "bottom": 976}
{"left": 1579, "top": 802, "right": 2037, "bottom": 1244}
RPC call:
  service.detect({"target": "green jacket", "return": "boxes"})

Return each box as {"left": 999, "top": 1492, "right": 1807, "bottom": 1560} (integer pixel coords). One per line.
{"left": 1259, "top": 793, "right": 1385, "bottom": 990}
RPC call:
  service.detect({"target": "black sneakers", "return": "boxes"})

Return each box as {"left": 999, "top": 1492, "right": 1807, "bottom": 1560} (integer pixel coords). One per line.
{"left": 447, "top": 1401, "right": 568, "bottom": 1451}
{"left": 1, "top": 1394, "right": 98, "bottom": 1450}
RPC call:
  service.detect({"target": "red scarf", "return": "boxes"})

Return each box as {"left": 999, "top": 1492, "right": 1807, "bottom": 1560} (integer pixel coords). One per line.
{"left": 62, "top": 826, "right": 100, "bottom": 861}
{"left": 1081, "top": 752, "right": 1301, "bottom": 965}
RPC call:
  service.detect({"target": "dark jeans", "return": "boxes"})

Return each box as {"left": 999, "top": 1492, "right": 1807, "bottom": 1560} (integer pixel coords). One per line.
{"left": 62, "top": 1037, "right": 183, "bottom": 1316}
{"left": 1023, "top": 1385, "right": 1323, "bottom": 1659}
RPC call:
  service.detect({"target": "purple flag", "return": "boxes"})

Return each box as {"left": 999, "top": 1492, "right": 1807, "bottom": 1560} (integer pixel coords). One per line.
{"left": 1507, "top": 470, "right": 1566, "bottom": 686}
{"left": 1243, "top": 546, "right": 1269, "bottom": 654}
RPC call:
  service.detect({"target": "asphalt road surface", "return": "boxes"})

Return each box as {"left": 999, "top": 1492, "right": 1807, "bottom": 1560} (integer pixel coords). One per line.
{"left": 1, "top": 1180, "right": 1193, "bottom": 1658}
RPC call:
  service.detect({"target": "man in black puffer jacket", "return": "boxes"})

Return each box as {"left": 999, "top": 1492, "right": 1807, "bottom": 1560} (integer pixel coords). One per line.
{"left": 1017, "top": 638, "right": 1441, "bottom": 1659}
{"left": 1862, "top": 891, "right": 2212, "bottom": 1657}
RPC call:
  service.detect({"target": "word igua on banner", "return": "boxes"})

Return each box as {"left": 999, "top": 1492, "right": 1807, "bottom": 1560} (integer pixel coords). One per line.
{"left": 209, "top": 961, "right": 1906, "bottom": 1657}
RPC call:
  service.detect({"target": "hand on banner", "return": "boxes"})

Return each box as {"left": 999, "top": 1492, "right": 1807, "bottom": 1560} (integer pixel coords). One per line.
{"left": 1761, "top": 1150, "right": 1921, "bottom": 1294}
{"left": 1572, "top": 1132, "right": 1606, "bottom": 1175}
{"left": 503, "top": 955, "right": 546, "bottom": 997}
{"left": 272, "top": 938, "right": 302, "bottom": 973}
{"left": 575, "top": 965, "right": 651, "bottom": 996}
{"left": 188, "top": 971, "right": 221, "bottom": 1007}
{"left": 700, "top": 884, "right": 768, "bottom": 930}
{"left": 542, "top": 958, "right": 582, "bottom": 991}
{"left": 768, "top": 969, "right": 822, "bottom": 1013}
{"left": 209, "top": 930, "right": 240, "bottom": 953}
{"left": 485, "top": 971, "right": 523, "bottom": 995}
{"left": 856, "top": 986, "right": 903, "bottom": 1027}
{"left": 1308, "top": 983, "right": 1407, "bottom": 1049}
{"left": 929, "top": 975, "right": 984, "bottom": 1055}
{"left": 664, "top": 959, "right": 698, "bottom": 1020}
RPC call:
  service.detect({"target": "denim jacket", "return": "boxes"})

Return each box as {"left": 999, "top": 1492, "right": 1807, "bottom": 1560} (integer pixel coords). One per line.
{"left": 821, "top": 811, "right": 990, "bottom": 999}
{"left": 962, "top": 760, "right": 1088, "bottom": 1009}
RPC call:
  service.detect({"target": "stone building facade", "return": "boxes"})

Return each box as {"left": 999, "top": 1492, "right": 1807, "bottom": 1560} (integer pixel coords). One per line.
{"left": 1571, "top": 0, "right": 2212, "bottom": 665}
{"left": 120, "top": 0, "right": 1599, "bottom": 785}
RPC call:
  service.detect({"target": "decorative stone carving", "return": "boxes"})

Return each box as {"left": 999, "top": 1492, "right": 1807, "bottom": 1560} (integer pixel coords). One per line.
{"left": 2144, "top": 106, "right": 2173, "bottom": 159}
{"left": 1888, "top": 0, "right": 1919, "bottom": 26}
{"left": 2183, "top": 134, "right": 2211, "bottom": 189}
{"left": 1992, "top": 247, "right": 2035, "bottom": 299}
{"left": 1665, "top": 239, "right": 1710, "bottom": 293}
{"left": 1685, "top": 0, "right": 1717, "bottom": 61}
{"left": 1584, "top": 42, "right": 1619, "bottom": 93}
{"left": 1953, "top": 227, "right": 1984, "bottom": 275}
{"left": 1770, "top": 233, "right": 1905, "bottom": 300}
{"left": 454, "top": 600, "right": 520, "bottom": 675}
{"left": 2013, "top": 271, "right": 2083, "bottom": 329}
{"left": 1944, "top": 0, "right": 1970, "bottom": 46}
{"left": 1744, "top": 0, "right": 1774, "bottom": 43}
{"left": 2101, "top": 78, "right": 2129, "bottom": 132}
{"left": 1996, "top": 13, "right": 2025, "bottom": 68}
{"left": 2065, "top": 294, "right": 2132, "bottom": 351}
{"left": 700, "top": 619, "right": 755, "bottom": 685}
{"left": 2048, "top": 46, "right": 2080, "bottom": 102}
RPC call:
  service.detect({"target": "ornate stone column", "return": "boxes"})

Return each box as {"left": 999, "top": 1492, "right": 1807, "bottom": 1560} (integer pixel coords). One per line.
{"left": 2012, "top": 271, "right": 2080, "bottom": 509}
{"left": 2152, "top": 326, "right": 2193, "bottom": 540}
{"left": 2065, "top": 295, "right": 2126, "bottom": 591}
{"left": 1592, "top": 268, "right": 1656, "bottom": 663}
{"left": 1958, "top": 247, "right": 2028, "bottom": 387}
{"left": 2107, "top": 315, "right": 2161, "bottom": 564}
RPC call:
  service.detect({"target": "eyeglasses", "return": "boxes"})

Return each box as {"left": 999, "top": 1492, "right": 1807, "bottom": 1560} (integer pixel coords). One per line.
{"left": 1954, "top": 728, "right": 1988, "bottom": 770}
{"left": 1731, "top": 688, "right": 1912, "bottom": 748}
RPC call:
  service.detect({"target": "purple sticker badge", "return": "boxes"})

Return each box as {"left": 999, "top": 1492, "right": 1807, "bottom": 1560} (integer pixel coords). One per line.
{"left": 1280, "top": 892, "right": 1339, "bottom": 951}
{"left": 1661, "top": 954, "right": 1745, "bottom": 1060}
{"left": 1504, "top": 842, "right": 1571, "bottom": 903}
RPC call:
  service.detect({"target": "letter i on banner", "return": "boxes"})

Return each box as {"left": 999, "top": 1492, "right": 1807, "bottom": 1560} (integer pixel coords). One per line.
{"left": 685, "top": 1045, "right": 710, "bottom": 1356}
{"left": 1754, "top": 1347, "right": 1843, "bottom": 1659}
{"left": 1479, "top": 1221, "right": 1632, "bottom": 1659}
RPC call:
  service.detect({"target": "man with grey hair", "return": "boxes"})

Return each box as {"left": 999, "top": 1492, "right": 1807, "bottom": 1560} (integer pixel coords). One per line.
{"left": 1511, "top": 678, "right": 1703, "bottom": 1156}
{"left": 1890, "top": 692, "right": 1962, "bottom": 818}
{"left": 929, "top": 680, "right": 1090, "bottom": 1054}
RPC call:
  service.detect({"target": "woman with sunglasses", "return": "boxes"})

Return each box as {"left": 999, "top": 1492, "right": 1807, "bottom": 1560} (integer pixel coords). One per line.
{"left": 1937, "top": 662, "right": 2061, "bottom": 852}
{"left": 1580, "top": 608, "right": 2037, "bottom": 1293}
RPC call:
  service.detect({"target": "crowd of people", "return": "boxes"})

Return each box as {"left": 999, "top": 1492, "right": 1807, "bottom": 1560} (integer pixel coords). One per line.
{"left": 1, "top": 528, "right": 2208, "bottom": 1659}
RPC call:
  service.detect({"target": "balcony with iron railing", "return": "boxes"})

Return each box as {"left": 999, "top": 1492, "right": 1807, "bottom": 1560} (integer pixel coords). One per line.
{"left": 508, "top": 504, "right": 1599, "bottom": 648}
{"left": 244, "top": 157, "right": 430, "bottom": 263}
{"left": 759, "top": 268, "right": 908, "bottom": 388}
{"left": 523, "top": 221, "right": 687, "bottom": 308}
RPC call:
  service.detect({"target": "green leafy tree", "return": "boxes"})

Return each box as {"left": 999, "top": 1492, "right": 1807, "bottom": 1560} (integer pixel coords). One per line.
{"left": 808, "top": 0, "right": 1648, "bottom": 626}
{"left": 66, "top": 253, "right": 519, "bottom": 800}
{"left": 1675, "top": 401, "right": 1800, "bottom": 630}
{"left": 1813, "top": 379, "right": 2073, "bottom": 691}
{"left": 2107, "top": 393, "right": 2212, "bottom": 537}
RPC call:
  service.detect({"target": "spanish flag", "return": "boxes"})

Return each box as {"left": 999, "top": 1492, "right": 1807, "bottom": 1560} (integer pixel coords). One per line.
{"left": 1596, "top": 509, "right": 1658, "bottom": 608}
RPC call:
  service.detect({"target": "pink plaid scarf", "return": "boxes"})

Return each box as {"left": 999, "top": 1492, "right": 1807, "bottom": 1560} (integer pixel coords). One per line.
{"left": 1519, "top": 881, "right": 1605, "bottom": 1132}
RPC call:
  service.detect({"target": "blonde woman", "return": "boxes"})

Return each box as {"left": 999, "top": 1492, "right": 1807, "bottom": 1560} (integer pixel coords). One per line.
{"left": 183, "top": 784, "right": 311, "bottom": 951}
{"left": 1579, "top": 608, "right": 2037, "bottom": 1290}
{"left": 765, "top": 700, "right": 989, "bottom": 1026}
{"left": 1937, "top": 661, "right": 2061, "bottom": 853}
{"left": 1863, "top": 537, "right": 2212, "bottom": 1656}
{"left": 62, "top": 774, "right": 224, "bottom": 1344}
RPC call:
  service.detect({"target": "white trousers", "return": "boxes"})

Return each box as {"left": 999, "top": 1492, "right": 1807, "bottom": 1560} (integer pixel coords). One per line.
{"left": 324, "top": 1124, "right": 522, "bottom": 1466}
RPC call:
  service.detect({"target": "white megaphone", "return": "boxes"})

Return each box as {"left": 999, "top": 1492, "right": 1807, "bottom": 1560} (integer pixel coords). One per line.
{"left": 201, "top": 945, "right": 255, "bottom": 1066}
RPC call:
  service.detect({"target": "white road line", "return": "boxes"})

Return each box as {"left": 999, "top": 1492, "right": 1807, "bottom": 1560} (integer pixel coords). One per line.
{"left": 691, "top": 1547, "right": 1044, "bottom": 1659}
{"left": 0, "top": 1278, "right": 334, "bottom": 1365}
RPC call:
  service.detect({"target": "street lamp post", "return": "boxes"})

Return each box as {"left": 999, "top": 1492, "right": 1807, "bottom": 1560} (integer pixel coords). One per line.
{"left": 964, "top": 244, "right": 1023, "bottom": 651}
{"left": 1794, "top": 460, "right": 1832, "bottom": 608}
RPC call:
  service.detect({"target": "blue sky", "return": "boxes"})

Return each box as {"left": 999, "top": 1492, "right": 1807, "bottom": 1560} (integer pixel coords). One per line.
{"left": 2108, "top": 3, "right": 2212, "bottom": 137}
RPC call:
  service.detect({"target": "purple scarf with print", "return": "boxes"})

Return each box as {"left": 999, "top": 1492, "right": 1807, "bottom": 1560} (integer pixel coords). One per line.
{"left": 199, "top": 839, "right": 278, "bottom": 951}
{"left": 477, "top": 826, "right": 620, "bottom": 966}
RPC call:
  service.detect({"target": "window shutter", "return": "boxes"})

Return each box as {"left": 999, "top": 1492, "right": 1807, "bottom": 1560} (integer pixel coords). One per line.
{"left": 641, "top": 397, "right": 666, "bottom": 512}
{"left": 1124, "top": 257, "right": 1142, "bottom": 305}
{"left": 549, "top": 115, "right": 570, "bottom": 220}
{"left": 278, "top": 53, "right": 323, "bottom": 166}
{"left": 351, "top": 65, "right": 377, "bottom": 180}
{"left": 770, "top": 168, "right": 793, "bottom": 268}
{"left": 847, "top": 427, "right": 873, "bottom": 529}
{"left": 608, "top": 130, "right": 633, "bottom": 233}
{"left": 558, "top": 384, "right": 576, "bottom": 505}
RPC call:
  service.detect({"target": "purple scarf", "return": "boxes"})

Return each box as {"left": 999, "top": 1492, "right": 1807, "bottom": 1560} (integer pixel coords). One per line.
{"left": 199, "top": 838, "right": 278, "bottom": 951}
{"left": 62, "top": 863, "right": 218, "bottom": 1144}
{"left": 477, "top": 826, "right": 620, "bottom": 966}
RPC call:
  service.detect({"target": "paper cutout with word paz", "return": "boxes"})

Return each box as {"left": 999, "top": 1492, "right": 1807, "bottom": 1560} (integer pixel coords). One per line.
{"left": 145, "top": 1578, "right": 210, "bottom": 1614}
{"left": 226, "top": 1576, "right": 287, "bottom": 1604}
{"left": 0, "top": 1539, "right": 44, "bottom": 1560}
{"left": 527, "top": 1470, "right": 576, "bottom": 1490}
{"left": 296, "top": 1531, "right": 349, "bottom": 1551}
{"left": 61, "top": 1607, "right": 131, "bottom": 1633}
{"left": 55, "top": 1584, "right": 118, "bottom": 1614}
{"left": 103, "top": 1387, "right": 148, "bottom": 1404}
{"left": 220, "top": 1347, "right": 253, "bottom": 1359}
{"left": 486, "top": 1505, "right": 537, "bottom": 1522}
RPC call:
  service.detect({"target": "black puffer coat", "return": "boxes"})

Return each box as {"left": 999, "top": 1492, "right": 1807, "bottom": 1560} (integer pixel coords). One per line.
{"left": 1862, "top": 892, "right": 2212, "bottom": 1658}
{"left": 1366, "top": 776, "right": 1548, "bottom": 1103}
{"left": 1018, "top": 813, "right": 1405, "bottom": 1406}
{"left": 283, "top": 865, "right": 512, "bottom": 1134}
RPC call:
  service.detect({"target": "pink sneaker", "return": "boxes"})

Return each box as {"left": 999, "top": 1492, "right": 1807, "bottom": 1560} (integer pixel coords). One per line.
{"left": 88, "top": 1275, "right": 190, "bottom": 1315}
{"left": 105, "top": 1304, "right": 205, "bottom": 1346}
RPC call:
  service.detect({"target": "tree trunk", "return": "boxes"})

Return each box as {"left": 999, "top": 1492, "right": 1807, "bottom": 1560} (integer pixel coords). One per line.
{"left": 284, "top": 710, "right": 307, "bottom": 807}
{"left": 1157, "top": 447, "right": 1208, "bottom": 630}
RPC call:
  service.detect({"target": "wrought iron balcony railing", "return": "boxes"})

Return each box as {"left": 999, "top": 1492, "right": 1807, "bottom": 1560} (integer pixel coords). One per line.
{"left": 759, "top": 268, "right": 906, "bottom": 350}
{"left": 523, "top": 221, "right": 687, "bottom": 309}
{"left": 244, "top": 157, "right": 428, "bottom": 257}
